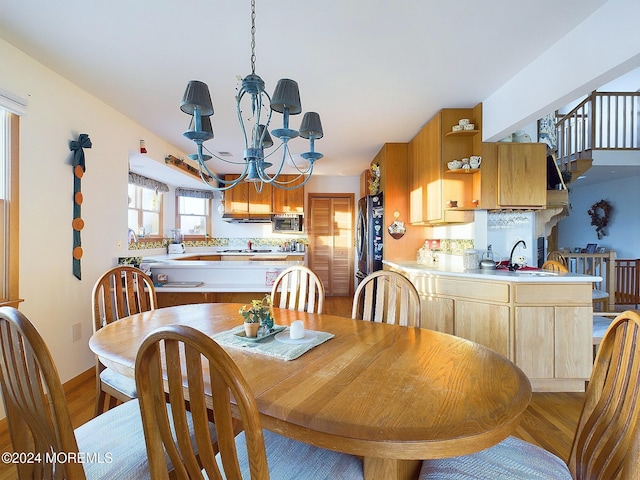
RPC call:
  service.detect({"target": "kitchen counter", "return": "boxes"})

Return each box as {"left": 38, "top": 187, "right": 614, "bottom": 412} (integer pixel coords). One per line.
{"left": 145, "top": 252, "right": 304, "bottom": 293}
{"left": 386, "top": 259, "right": 596, "bottom": 392}
{"left": 383, "top": 260, "right": 601, "bottom": 283}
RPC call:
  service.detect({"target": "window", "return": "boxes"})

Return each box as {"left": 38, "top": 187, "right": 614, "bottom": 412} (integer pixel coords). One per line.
{"left": 175, "top": 188, "right": 213, "bottom": 239}
{"left": 128, "top": 184, "right": 163, "bottom": 238}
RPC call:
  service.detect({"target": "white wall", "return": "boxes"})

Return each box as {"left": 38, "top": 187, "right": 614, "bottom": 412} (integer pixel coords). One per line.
{"left": 557, "top": 175, "right": 640, "bottom": 259}
{"left": 0, "top": 37, "right": 188, "bottom": 399}
{"left": 483, "top": 0, "right": 640, "bottom": 142}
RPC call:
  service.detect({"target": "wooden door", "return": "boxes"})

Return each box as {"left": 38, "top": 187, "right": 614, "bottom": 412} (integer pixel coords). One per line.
{"left": 308, "top": 194, "right": 354, "bottom": 296}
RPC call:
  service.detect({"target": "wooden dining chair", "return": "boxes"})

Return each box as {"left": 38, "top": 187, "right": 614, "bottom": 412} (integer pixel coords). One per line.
{"left": 419, "top": 309, "right": 640, "bottom": 479}
{"left": 352, "top": 270, "right": 421, "bottom": 327}
{"left": 92, "top": 265, "right": 157, "bottom": 416}
{"left": 541, "top": 259, "right": 569, "bottom": 272}
{"left": 0, "top": 306, "right": 151, "bottom": 479}
{"left": 270, "top": 265, "right": 325, "bottom": 314}
{"left": 135, "top": 325, "right": 363, "bottom": 479}
{"left": 546, "top": 250, "right": 568, "bottom": 267}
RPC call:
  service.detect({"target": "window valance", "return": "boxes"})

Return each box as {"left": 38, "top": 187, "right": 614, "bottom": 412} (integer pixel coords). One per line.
{"left": 128, "top": 172, "right": 169, "bottom": 193}
{"left": 175, "top": 188, "right": 214, "bottom": 199}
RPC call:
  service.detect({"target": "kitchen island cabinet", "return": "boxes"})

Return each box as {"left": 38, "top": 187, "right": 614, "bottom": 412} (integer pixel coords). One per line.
{"left": 385, "top": 260, "right": 598, "bottom": 392}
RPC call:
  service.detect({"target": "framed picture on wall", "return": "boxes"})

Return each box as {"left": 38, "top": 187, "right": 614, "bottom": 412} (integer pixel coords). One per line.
{"left": 538, "top": 113, "right": 557, "bottom": 150}
{"left": 586, "top": 243, "right": 598, "bottom": 254}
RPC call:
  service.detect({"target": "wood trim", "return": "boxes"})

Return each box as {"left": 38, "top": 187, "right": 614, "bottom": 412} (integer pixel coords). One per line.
{"left": 8, "top": 113, "right": 19, "bottom": 302}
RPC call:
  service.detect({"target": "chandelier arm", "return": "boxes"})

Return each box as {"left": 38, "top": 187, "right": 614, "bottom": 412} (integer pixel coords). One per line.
{"left": 194, "top": 143, "right": 250, "bottom": 191}
{"left": 270, "top": 163, "right": 315, "bottom": 190}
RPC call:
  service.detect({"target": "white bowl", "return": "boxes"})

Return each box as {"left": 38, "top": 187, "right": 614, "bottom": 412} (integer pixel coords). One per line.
{"left": 458, "top": 119, "right": 470, "bottom": 126}
{"left": 452, "top": 125, "right": 463, "bottom": 132}
{"left": 447, "top": 161, "right": 463, "bottom": 170}
{"left": 463, "top": 123, "right": 475, "bottom": 130}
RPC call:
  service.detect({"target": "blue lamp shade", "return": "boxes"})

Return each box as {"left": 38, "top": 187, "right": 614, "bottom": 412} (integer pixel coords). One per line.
{"left": 270, "top": 79, "right": 302, "bottom": 115}
{"left": 181, "top": 80, "right": 214, "bottom": 116}
{"left": 258, "top": 124, "right": 274, "bottom": 148}
{"left": 299, "top": 112, "right": 323, "bottom": 139}
{"left": 186, "top": 115, "right": 214, "bottom": 142}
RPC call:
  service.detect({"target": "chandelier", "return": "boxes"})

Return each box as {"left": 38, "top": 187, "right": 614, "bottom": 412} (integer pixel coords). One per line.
{"left": 180, "top": 0, "right": 323, "bottom": 191}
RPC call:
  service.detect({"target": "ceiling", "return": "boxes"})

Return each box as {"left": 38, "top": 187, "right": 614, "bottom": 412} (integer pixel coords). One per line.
{"left": 1, "top": 0, "right": 631, "bottom": 189}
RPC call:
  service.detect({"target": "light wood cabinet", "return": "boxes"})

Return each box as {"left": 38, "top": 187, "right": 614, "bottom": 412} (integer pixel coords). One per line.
{"left": 374, "top": 144, "right": 428, "bottom": 261}
{"left": 224, "top": 175, "right": 273, "bottom": 215}
{"left": 224, "top": 174, "right": 304, "bottom": 215}
{"left": 409, "top": 104, "right": 482, "bottom": 224}
{"left": 397, "top": 267, "right": 593, "bottom": 392}
{"left": 515, "top": 305, "right": 592, "bottom": 381}
{"left": 479, "top": 143, "right": 547, "bottom": 209}
{"left": 455, "top": 300, "right": 510, "bottom": 358}
{"left": 272, "top": 174, "right": 304, "bottom": 213}
{"left": 420, "top": 296, "right": 454, "bottom": 334}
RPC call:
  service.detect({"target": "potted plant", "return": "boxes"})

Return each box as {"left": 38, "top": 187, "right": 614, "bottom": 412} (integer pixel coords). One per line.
{"left": 238, "top": 294, "right": 274, "bottom": 337}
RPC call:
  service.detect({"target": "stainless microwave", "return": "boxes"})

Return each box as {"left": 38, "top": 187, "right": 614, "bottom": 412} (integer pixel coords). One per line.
{"left": 272, "top": 214, "right": 303, "bottom": 233}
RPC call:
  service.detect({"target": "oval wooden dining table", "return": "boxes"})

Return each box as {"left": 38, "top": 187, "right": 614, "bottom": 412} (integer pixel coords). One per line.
{"left": 89, "top": 303, "right": 531, "bottom": 480}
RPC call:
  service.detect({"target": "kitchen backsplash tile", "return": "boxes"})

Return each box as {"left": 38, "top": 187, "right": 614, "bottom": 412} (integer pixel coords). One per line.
{"left": 129, "top": 237, "right": 308, "bottom": 251}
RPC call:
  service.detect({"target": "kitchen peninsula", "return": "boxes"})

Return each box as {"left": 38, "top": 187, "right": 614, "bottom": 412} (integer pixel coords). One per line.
{"left": 385, "top": 260, "right": 600, "bottom": 392}
{"left": 145, "top": 250, "right": 305, "bottom": 307}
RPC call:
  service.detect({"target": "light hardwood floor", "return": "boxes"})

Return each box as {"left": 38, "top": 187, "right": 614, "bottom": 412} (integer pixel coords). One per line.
{"left": 0, "top": 297, "right": 585, "bottom": 479}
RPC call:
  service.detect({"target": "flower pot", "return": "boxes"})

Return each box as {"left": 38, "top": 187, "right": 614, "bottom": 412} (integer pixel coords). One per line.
{"left": 244, "top": 322, "right": 260, "bottom": 338}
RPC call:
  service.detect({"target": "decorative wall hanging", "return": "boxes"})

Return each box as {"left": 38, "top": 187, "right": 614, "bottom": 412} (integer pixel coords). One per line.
{"left": 368, "top": 163, "right": 380, "bottom": 195}
{"left": 387, "top": 211, "right": 406, "bottom": 239}
{"left": 587, "top": 199, "right": 612, "bottom": 239}
{"left": 69, "top": 133, "right": 92, "bottom": 279}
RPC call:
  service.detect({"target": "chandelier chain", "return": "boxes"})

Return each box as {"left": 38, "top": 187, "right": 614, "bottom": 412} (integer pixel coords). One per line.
{"left": 250, "top": 0, "right": 256, "bottom": 75}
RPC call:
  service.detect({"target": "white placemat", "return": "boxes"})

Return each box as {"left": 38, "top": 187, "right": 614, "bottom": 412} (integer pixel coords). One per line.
{"left": 212, "top": 325, "right": 334, "bottom": 361}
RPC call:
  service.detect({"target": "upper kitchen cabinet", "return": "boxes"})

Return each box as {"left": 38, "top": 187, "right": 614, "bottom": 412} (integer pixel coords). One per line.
{"left": 409, "top": 104, "right": 482, "bottom": 224}
{"left": 272, "top": 174, "right": 304, "bottom": 213}
{"left": 374, "top": 143, "right": 427, "bottom": 261}
{"left": 479, "top": 142, "right": 547, "bottom": 209}
{"left": 223, "top": 175, "right": 273, "bottom": 215}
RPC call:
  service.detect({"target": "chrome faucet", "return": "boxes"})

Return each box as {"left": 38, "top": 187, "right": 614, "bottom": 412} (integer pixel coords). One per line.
{"left": 508, "top": 240, "right": 527, "bottom": 271}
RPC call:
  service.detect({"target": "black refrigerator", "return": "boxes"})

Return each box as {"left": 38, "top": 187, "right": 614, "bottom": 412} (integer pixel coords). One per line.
{"left": 356, "top": 193, "right": 383, "bottom": 285}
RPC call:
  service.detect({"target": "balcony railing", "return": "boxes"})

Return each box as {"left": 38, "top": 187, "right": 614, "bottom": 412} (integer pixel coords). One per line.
{"left": 556, "top": 92, "right": 640, "bottom": 168}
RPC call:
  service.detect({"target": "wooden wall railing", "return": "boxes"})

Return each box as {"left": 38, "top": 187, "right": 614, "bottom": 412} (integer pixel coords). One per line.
{"left": 560, "top": 249, "right": 616, "bottom": 309}
{"left": 556, "top": 91, "right": 640, "bottom": 167}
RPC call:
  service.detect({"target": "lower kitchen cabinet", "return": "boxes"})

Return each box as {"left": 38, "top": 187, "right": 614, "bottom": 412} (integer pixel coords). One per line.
{"left": 455, "top": 300, "right": 510, "bottom": 358}
{"left": 157, "top": 291, "right": 269, "bottom": 308}
{"left": 391, "top": 264, "right": 594, "bottom": 392}
{"left": 515, "top": 305, "right": 592, "bottom": 381}
{"left": 420, "top": 296, "right": 454, "bottom": 334}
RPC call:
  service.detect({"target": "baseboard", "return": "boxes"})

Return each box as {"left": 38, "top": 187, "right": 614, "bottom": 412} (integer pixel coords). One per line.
{"left": 0, "top": 367, "right": 95, "bottom": 435}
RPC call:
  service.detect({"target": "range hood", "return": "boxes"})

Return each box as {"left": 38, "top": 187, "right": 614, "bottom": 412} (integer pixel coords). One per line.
{"left": 221, "top": 213, "right": 273, "bottom": 223}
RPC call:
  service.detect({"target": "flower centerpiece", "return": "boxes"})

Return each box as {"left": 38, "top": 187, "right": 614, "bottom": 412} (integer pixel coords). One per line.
{"left": 239, "top": 294, "right": 274, "bottom": 337}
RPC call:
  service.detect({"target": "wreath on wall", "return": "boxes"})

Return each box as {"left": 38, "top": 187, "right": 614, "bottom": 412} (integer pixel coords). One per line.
{"left": 587, "top": 199, "right": 612, "bottom": 239}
